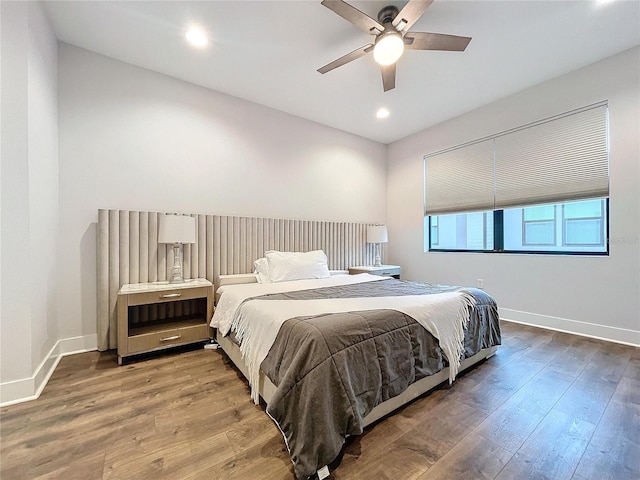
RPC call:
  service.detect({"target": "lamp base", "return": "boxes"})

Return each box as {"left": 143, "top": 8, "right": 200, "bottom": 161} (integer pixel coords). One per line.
{"left": 169, "top": 243, "right": 185, "bottom": 284}
{"left": 373, "top": 243, "right": 382, "bottom": 267}
{"left": 169, "top": 274, "right": 185, "bottom": 284}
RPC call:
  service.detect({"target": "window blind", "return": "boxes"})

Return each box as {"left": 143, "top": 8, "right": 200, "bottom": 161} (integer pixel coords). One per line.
{"left": 424, "top": 102, "right": 609, "bottom": 215}
{"left": 424, "top": 139, "right": 495, "bottom": 215}
{"left": 494, "top": 103, "right": 608, "bottom": 209}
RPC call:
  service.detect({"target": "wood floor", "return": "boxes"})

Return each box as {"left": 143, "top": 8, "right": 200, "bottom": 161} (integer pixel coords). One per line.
{"left": 1, "top": 321, "right": 638, "bottom": 480}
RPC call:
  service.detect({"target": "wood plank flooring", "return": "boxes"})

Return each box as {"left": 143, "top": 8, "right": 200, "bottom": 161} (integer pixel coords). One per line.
{"left": 1, "top": 321, "right": 638, "bottom": 480}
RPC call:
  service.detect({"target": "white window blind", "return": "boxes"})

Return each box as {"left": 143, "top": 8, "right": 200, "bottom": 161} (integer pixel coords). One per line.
{"left": 494, "top": 103, "right": 609, "bottom": 209}
{"left": 424, "top": 139, "right": 495, "bottom": 215}
{"left": 424, "top": 102, "right": 609, "bottom": 215}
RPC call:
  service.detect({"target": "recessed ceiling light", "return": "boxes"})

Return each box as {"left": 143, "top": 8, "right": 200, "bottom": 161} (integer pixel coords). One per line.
{"left": 376, "top": 108, "right": 390, "bottom": 119}
{"left": 185, "top": 26, "right": 208, "bottom": 48}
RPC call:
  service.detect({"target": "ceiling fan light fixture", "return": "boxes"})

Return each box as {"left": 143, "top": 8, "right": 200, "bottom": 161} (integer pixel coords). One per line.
{"left": 373, "top": 32, "right": 404, "bottom": 66}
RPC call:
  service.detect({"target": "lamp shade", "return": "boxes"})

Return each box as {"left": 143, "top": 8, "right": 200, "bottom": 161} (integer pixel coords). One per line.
{"left": 158, "top": 214, "right": 196, "bottom": 244}
{"left": 367, "top": 225, "right": 388, "bottom": 244}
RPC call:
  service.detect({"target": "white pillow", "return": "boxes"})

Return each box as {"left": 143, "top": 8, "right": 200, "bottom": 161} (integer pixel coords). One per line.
{"left": 265, "top": 250, "right": 330, "bottom": 282}
{"left": 253, "top": 257, "right": 271, "bottom": 284}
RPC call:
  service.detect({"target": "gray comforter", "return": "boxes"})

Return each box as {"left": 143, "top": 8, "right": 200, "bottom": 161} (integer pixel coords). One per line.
{"left": 258, "top": 279, "right": 501, "bottom": 479}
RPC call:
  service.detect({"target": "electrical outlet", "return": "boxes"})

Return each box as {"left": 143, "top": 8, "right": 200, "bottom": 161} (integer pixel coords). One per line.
{"left": 476, "top": 278, "right": 484, "bottom": 289}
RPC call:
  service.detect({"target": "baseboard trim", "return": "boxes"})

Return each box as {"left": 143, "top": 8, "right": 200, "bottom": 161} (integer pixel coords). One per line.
{"left": 0, "top": 334, "right": 97, "bottom": 407}
{"left": 499, "top": 308, "right": 640, "bottom": 347}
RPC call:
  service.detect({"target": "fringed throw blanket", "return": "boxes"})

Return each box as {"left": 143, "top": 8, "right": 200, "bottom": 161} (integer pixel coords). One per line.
{"left": 230, "top": 278, "right": 476, "bottom": 401}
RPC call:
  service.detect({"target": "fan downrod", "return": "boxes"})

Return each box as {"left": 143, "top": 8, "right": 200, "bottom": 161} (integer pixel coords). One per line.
{"left": 377, "top": 5, "right": 399, "bottom": 25}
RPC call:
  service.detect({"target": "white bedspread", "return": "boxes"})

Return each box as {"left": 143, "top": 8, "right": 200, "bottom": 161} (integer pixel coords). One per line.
{"left": 211, "top": 274, "right": 384, "bottom": 335}
{"left": 212, "top": 274, "right": 476, "bottom": 403}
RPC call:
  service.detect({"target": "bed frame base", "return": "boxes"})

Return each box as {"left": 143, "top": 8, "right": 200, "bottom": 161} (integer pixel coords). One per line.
{"left": 215, "top": 331, "right": 496, "bottom": 427}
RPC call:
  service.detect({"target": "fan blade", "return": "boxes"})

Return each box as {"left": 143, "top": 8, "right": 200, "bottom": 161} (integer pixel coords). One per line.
{"left": 381, "top": 63, "right": 396, "bottom": 92}
{"left": 317, "top": 44, "right": 374, "bottom": 74}
{"left": 393, "top": 0, "right": 434, "bottom": 32}
{"left": 404, "top": 32, "right": 472, "bottom": 51}
{"left": 321, "top": 0, "right": 384, "bottom": 35}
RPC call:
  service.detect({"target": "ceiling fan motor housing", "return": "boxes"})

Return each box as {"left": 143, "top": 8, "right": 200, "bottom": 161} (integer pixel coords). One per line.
{"left": 377, "top": 5, "right": 400, "bottom": 26}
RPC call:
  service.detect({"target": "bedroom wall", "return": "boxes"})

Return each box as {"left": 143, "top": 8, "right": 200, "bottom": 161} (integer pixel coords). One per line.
{"left": 387, "top": 46, "right": 640, "bottom": 345}
{"left": 56, "top": 45, "right": 387, "bottom": 346}
{"left": 1, "top": 1, "right": 59, "bottom": 400}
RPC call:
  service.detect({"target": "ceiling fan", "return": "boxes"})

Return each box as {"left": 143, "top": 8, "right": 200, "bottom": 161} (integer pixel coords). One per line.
{"left": 317, "top": 0, "right": 471, "bottom": 92}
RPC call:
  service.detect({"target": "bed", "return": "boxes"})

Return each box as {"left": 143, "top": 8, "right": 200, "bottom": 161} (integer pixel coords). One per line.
{"left": 211, "top": 250, "right": 501, "bottom": 480}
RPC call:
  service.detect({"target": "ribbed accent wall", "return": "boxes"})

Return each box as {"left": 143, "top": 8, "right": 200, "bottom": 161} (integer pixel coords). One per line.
{"left": 97, "top": 209, "right": 381, "bottom": 351}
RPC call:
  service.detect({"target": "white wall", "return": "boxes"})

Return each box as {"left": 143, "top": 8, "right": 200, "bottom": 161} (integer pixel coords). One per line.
{"left": 1, "top": 1, "right": 32, "bottom": 385}
{"left": 1, "top": 1, "right": 59, "bottom": 401}
{"left": 27, "top": 0, "right": 60, "bottom": 386}
{"left": 57, "top": 45, "right": 387, "bottom": 342}
{"left": 387, "top": 46, "right": 640, "bottom": 345}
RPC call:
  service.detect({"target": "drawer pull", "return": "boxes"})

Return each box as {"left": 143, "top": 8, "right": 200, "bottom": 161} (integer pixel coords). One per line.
{"left": 160, "top": 335, "right": 182, "bottom": 342}
{"left": 161, "top": 293, "right": 182, "bottom": 299}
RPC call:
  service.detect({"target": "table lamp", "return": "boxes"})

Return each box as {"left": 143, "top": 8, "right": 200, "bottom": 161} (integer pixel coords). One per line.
{"left": 158, "top": 214, "right": 196, "bottom": 283}
{"left": 367, "top": 225, "right": 388, "bottom": 267}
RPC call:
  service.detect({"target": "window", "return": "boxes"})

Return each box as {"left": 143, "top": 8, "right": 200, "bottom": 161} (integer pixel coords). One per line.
{"left": 563, "top": 199, "right": 605, "bottom": 246}
{"left": 430, "top": 216, "right": 439, "bottom": 246}
{"left": 429, "top": 199, "right": 608, "bottom": 254}
{"left": 522, "top": 205, "right": 556, "bottom": 246}
{"left": 427, "top": 211, "right": 493, "bottom": 251}
{"left": 424, "top": 102, "right": 609, "bottom": 256}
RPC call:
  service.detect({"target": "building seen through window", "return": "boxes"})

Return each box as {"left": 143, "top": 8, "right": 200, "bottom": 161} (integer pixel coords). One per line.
{"left": 427, "top": 198, "right": 607, "bottom": 254}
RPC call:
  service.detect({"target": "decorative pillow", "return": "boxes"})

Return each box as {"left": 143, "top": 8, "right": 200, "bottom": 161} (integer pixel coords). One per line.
{"left": 254, "top": 257, "right": 271, "bottom": 284}
{"left": 265, "top": 250, "right": 330, "bottom": 282}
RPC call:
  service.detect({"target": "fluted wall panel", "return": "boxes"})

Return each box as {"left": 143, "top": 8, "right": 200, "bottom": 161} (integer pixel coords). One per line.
{"left": 97, "top": 209, "right": 381, "bottom": 351}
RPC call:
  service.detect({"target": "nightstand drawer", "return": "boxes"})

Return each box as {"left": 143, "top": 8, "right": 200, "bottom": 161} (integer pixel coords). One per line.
{"left": 128, "top": 323, "right": 209, "bottom": 354}
{"left": 349, "top": 265, "right": 401, "bottom": 278}
{"left": 378, "top": 268, "right": 400, "bottom": 276}
{"left": 126, "top": 286, "right": 209, "bottom": 307}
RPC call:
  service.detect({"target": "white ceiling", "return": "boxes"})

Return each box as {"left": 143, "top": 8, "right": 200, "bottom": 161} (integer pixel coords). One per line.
{"left": 44, "top": 0, "right": 640, "bottom": 144}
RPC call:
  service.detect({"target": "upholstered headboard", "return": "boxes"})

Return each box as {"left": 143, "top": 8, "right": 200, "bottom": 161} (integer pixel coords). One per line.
{"left": 97, "top": 209, "right": 381, "bottom": 350}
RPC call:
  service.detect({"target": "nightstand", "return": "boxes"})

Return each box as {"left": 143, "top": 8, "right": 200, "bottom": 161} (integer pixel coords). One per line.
{"left": 349, "top": 265, "right": 401, "bottom": 279}
{"left": 117, "top": 278, "right": 214, "bottom": 365}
